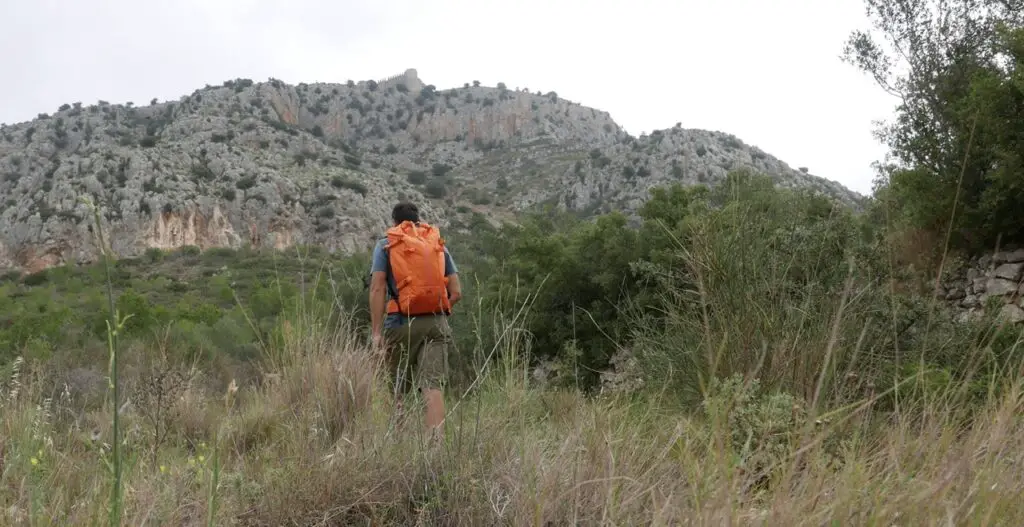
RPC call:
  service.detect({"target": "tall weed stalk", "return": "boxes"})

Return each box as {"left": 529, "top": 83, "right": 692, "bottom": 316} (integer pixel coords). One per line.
{"left": 84, "top": 196, "right": 131, "bottom": 526}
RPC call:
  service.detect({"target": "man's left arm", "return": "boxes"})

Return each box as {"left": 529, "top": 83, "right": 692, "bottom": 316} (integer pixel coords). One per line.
{"left": 444, "top": 247, "right": 462, "bottom": 307}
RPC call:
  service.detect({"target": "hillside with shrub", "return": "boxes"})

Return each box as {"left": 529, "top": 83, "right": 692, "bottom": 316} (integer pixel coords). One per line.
{"left": 0, "top": 67, "right": 858, "bottom": 274}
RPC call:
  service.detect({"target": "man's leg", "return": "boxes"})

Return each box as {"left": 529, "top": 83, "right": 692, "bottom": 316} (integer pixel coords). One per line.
{"left": 423, "top": 387, "right": 445, "bottom": 439}
{"left": 413, "top": 317, "right": 452, "bottom": 441}
{"left": 383, "top": 324, "right": 415, "bottom": 427}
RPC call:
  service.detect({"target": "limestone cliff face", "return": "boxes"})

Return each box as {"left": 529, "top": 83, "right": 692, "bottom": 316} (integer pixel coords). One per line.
{"left": 146, "top": 205, "right": 240, "bottom": 250}
{"left": 0, "top": 69, "right": 860, "bottom": 273}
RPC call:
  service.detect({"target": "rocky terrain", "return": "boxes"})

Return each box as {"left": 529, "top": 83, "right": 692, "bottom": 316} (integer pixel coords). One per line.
{"left": 0, "top": 68, "right": 862, "bottom": 273}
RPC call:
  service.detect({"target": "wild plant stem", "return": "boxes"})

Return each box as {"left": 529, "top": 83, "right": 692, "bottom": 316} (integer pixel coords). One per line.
{"left": 207, "top": 435, "right": 221, "bottom": 527}
{"left": 87, "top": 198, "right": 123, "bottom": 526}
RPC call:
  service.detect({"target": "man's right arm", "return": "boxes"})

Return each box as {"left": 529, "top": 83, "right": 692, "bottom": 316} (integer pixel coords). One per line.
{"left": 369, "top": 242, "right": 388, "bottom": 341}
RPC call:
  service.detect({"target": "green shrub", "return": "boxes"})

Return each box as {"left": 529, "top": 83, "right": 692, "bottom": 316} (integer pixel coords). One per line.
{"left": 424, "top": 180, "right": 446, "bottom": 198}
{"left": 431, "top": 164, "right": 451, "bottom": 177}
{"left": 338, "top": 179, "right": 368, "bottom": 196}
{"left": 407, "top": 171, "right": 427, "bottom": 185}
{"left": 701, "top": 374, "right": 805, "bottom": 473}
{"left": 236, "top": 176, "right": 257, "bottom": 190}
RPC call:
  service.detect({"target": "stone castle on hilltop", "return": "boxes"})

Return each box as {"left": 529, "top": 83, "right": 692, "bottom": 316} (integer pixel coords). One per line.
{"left": 375, "top": 68, "right": 424, "bottom": 92}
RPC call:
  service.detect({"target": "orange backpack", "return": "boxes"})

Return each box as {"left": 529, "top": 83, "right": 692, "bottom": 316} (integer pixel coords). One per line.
{"left": 384, "top": 220, "right": 452, "bottom": 316}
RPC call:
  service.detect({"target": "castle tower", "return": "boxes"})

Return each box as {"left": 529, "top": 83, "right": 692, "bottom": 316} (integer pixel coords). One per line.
{"left": 402, "top": 68, "right": 424, "bottom": 92}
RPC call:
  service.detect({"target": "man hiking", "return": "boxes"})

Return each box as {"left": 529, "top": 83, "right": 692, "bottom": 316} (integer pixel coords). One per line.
{"left": 369, "top": 201, "right": 462, "bottom": 441}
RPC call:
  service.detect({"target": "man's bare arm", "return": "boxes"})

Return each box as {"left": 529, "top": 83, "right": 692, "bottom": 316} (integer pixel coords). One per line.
{"left": 447, "top": 273, "right": 463, "bottom": 308}
{"left": 369, "top": 271, "right": 388, "bottom": 339}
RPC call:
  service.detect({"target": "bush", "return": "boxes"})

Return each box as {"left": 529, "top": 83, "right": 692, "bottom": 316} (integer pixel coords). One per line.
{"left": 407, "top": 171, "right": 427, "bottom": 185}
{"left": 424, "top": 180, "right": 447, "bottom": 198}
{"left": 338, "top": 179, "right": 368, "bottom": 197}
{"left": 236, "top": 176, "right": 256, "bottom": 190}
{"left": 701, "top": 374, "right": 805, "bottom": 473}
{"left": 343, "top": 154, "right": 361, "bottom": 168}
{"left": 431, "top": 163, "right": 451, "bottom": 177}
{"left": 473, "top": 210, "right": 646, "bottom": 388}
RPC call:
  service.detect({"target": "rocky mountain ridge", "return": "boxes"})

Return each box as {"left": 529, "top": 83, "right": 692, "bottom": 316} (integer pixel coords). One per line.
{"left": 0, "top": 68, "right": 862, "bottom": 273}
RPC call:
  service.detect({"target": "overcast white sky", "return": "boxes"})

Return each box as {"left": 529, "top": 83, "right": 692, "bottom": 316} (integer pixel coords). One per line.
{"left": 0, "top": 0, "right": 897, "bottom": 195}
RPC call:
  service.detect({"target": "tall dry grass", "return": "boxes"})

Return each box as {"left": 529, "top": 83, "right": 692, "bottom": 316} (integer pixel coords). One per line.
{"left": 1, "top": 292, "right": 1023, "bottom": 526}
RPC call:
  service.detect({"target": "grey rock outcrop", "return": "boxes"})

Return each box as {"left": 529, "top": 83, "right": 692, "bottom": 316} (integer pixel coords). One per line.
{"left": 999, "top": 304, "right": 1024, "bottom": 324}
{"left": 993, "top": 262, "right": 1024, "bottom": 281}
{"left": 0, "top": 70, "right": 862, "bottom": 273}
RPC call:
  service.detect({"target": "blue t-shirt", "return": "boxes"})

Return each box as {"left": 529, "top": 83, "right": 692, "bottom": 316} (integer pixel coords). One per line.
{"left": 370, "top": 237, "right": 458, "bottom": 329}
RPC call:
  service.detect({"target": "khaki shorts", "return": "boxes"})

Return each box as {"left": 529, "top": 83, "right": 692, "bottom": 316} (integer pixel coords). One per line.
{"left": 382, "top": 315, "right": 452, "bottom": 395}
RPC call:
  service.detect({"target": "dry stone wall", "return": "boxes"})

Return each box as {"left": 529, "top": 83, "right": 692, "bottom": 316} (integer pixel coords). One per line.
{"left": 939, "top": 248, "right": 1024, "bottom": 324}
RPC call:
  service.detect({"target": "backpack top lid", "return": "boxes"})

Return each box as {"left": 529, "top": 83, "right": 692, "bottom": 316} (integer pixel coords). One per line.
{"left": 385, "top": 220, "right": 443, "bottom": 247}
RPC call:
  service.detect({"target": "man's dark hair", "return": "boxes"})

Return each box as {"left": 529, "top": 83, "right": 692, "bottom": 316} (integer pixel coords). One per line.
{"left": 392, "top": 201, "right": 420, "bottom": 224}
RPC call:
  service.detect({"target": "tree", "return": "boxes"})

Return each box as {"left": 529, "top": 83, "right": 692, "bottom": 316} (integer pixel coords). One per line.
{"left": 843, "top": 0, "right": 1024, "bottom": 251}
